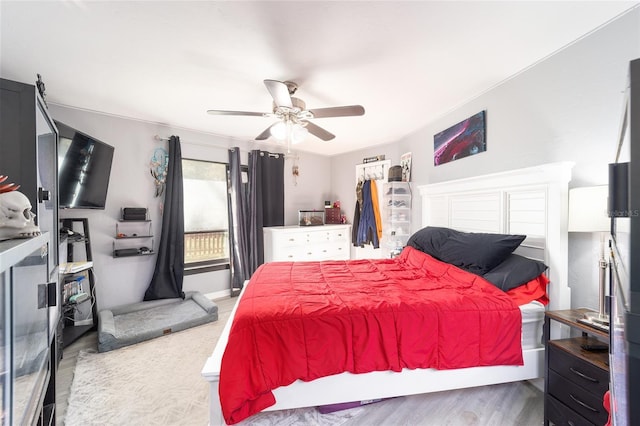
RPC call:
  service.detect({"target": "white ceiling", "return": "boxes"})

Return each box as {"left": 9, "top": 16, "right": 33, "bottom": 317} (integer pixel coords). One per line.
{"left": 1, "top": 1, "right": 638, "bottom": 156}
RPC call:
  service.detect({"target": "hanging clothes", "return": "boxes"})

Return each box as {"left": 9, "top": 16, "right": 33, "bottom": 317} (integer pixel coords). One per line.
{"left": 352, "top": 180, "right": 364, "bottom": 246}
{"left": 356, "top": 180, "right": 380, "bottom": 248}
{"left": 370, "top": 179, "right": 383, "bottom": 242}
{"left": 356, "top": 179, "right": 364, "bottom": 212}
{"left": 352, "top": 200, "right": 361, "bottom": 246}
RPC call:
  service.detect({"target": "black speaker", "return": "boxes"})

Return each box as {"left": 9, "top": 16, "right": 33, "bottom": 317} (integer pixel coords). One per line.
{"left": 608, "top": 162, "right": 629, "bottom": 217}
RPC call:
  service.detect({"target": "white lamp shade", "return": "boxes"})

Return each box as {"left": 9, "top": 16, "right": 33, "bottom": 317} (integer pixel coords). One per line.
{"left": 290, "top": 125, "right": 308, "bottom": 144}
{"left": 568, "top": 185, "right": 610, "bottom": 232}
{"left": 270, "top": 121, "right": 287, "bottom": 140}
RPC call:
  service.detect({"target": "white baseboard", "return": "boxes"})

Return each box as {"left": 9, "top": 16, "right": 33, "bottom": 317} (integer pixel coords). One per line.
{"left": 205, "top": 289, "right": 231, "bottom": 301}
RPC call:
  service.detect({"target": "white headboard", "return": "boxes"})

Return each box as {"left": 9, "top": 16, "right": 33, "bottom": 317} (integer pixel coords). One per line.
{"left": 417, "top": 162, "right": 574, "bottom": 312}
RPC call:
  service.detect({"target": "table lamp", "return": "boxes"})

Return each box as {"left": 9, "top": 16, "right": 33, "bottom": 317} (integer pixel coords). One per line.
{"left": 568, "top": 185, "right": 610, "bottom": 330}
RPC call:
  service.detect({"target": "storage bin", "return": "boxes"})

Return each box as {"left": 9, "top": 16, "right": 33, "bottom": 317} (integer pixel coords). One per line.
{"left": 298, "top": 210, "right": 325, "bottom": 226}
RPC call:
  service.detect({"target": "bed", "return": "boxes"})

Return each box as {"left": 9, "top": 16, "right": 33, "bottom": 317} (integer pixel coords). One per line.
{"left": 202, "top": 162, "right": 573, "bottom": 425}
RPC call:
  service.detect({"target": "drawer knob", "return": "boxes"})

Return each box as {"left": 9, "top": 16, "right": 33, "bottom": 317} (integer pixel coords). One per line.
{"left": 569, "top": 393, "right": 598, "bottom": 413}
{"left": 569, "top": 367, "right": 598, "bottom": 383}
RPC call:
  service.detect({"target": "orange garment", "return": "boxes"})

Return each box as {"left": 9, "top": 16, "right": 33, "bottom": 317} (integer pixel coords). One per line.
{"left": 370, "top": 180, "right": 383, "bottom": 241}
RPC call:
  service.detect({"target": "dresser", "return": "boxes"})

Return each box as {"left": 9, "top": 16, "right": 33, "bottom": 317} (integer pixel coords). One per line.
{"left": 263, "top": 225, "right": 351, "bottom": 262}
{"left": 544, "top": 309, "right": 609, "bottom": 426}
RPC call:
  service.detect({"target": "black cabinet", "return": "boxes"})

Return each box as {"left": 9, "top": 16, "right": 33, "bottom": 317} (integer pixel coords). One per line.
{"left": 0, "top": 78, "right": 59, "bottom": 280}
{"left": 1, "top": 77, "right": 59, "bottom": 425}
{"left": 0, "top": 234, "right": 56, "bottom": 425}
{"left": 544, "top": 309, "right": 610, "bottom": 426}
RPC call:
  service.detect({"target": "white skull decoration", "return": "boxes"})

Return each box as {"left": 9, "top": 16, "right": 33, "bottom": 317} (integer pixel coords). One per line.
{"left": 0, "top": 191, "right": 41, "bottom": 241}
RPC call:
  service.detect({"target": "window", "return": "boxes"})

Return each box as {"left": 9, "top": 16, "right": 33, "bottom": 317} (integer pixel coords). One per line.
{"left": 182, "top": 159, "right": 229, "bottom": 274}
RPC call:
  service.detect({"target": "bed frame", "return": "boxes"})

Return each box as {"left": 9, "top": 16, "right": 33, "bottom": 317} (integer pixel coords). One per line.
{"left": 202, "top": 162, "right": 574, "bottom": 425}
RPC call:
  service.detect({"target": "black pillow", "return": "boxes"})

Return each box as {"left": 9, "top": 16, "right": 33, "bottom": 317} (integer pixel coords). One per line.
{"left": 406, "top": 226, "right": 454, "bottom": 255}
{"left": 406, "top": 226, "right": 525, "bottom": 275}
{"left": 483, "top": 254, "right": 548, "bottom": 291}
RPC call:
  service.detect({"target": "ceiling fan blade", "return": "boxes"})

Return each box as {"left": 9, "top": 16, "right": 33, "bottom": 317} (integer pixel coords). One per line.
{"left": 264, "top": 80, "right": 293, "bottom": 108}
{"left": 309, "top": 105, "right": 365, "bottom": 118}
{"left": 303, "top": 121, "right": 335, "bottom": 141}
{"left": 255, "top": 124, "right": 276, "bottom": 140}
{"left": 207, "top": 109, "right": 269, "bottom": 117}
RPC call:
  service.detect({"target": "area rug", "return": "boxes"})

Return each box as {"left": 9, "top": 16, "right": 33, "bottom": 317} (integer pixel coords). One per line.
{"left": 64, "top": 311, "right": 364, "bottom": 426}
{"left": 65, "top": 320, "right": 222, "bottom": 425}
{"left": 65, "top": 301, "right": 542, "bottom": 426}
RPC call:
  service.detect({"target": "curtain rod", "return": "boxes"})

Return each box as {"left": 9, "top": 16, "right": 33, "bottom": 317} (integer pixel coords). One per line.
{"left": 153, "top": 135, "right": 248, "bottom": 153}
{"left": 154, "top": 135, "right": 298, "bottom": 160}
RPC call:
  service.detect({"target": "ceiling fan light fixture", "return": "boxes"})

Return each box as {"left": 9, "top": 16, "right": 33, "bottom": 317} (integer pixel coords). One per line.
{"left": 291, "top": 124, "right": 308, "bottom": 145}
{"left": 208, "top": 79, "right": 364, "bottom": 144}
{"left": 270, "top": 121, "right": 287, "bottom": 140}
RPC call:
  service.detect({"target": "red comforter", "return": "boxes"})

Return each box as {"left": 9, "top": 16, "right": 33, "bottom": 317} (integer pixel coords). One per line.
{"left": 219, "top": 246, "right": 523, "bottom": 424}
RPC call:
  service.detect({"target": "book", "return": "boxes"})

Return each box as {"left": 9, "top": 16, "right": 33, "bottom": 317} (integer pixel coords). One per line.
{"left": 59, "top": 261, "right": 93, "bottom": 274}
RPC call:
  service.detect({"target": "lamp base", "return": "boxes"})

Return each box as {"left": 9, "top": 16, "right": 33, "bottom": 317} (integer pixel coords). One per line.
{"left": 577, "top": 311, "right": 610, "bottom": 333}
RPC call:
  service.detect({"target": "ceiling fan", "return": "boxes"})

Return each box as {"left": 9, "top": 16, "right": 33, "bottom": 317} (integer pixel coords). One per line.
{"left": 207, "top": 79, "right": 365, "bottom": 143}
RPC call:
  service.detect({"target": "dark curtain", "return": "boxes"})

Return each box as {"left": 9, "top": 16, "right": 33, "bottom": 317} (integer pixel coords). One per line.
{"left": 228, "top": 148, "right": 250, "bottom": 297}
{"left": 144, "top": 136, "right": 185, "bottom": 300}
{"left": 228, "top": 148, "right": 284, "bottom": 296}
{"left": 248, "top": 150, "right": 285, "bottom": 268}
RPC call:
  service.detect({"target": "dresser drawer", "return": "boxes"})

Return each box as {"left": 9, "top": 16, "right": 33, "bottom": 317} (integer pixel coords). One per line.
{"left": 548, "top": 370, "right": 608, "bottom": 425}
{"left": 545, "top": 394, "right": 595, "bottom": 426}
{"left": 326, "top": 228, "right": 349, "bottom": 242}
{"left": 317, "top": 243, "right": 349, "bottom": 260}
{"left": 548, "top": 344, "right": 608, "bottom": 397}
{"left": 273, "top": 232, "right": 309, "bottom": 247}
{"left": 264, "top": 225, "right": 351, "bottom": 262}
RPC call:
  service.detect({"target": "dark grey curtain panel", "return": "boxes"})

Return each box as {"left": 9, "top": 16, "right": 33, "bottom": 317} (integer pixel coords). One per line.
{"left": 248, "top": 150, "right": 285, "bottom": 269}
{"left": 228, "top": 148, "right": 284, "bottom": 296}
{"left": 248, "top": 151, "right": 264, "bottom": 272}
{"left": 144, "top": 136, "right": 185, "bottom": 301}
{"left": 254, "top": 151, "right": 285, "bottom": 228}
{"left": 228, "top": 148, "right": 250, "bottom": 297}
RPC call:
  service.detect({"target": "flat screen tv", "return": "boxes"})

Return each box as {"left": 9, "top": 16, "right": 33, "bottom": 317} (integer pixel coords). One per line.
{"left": 608, "top": 57, "right": 639, "bottom": 426}
{"left": 56, "top": 120, "right": 114, "bottom": 209}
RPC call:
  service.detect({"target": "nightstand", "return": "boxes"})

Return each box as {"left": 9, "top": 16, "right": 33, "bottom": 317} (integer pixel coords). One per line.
{"left": 544, "top": 309, "right": 609, "bottom": 426}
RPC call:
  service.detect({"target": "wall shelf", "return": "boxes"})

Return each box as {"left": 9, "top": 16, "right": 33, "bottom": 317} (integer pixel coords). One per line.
{"left": 113, "top": 217, "right": 154, "bottom": 258}
{"left": 59, "top": 218, "right": 98, "bottom": 348}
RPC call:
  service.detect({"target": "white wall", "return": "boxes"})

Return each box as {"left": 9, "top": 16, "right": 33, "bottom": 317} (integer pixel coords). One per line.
{"left": 330, "top": 8, "right": 640, "bottom": 310}
{"left": 51, "top": 105, "right": 331, "bottom": 310}
{"left": 283, "top": 152, "right": 333, "bottom": 226}
{"left": 48, "top": 8, "right": 639, "bottom": 311}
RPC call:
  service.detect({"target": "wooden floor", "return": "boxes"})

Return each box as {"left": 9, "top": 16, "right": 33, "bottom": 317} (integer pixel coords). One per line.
{"left": 55, "top": 297, "right": 544, "bottom": 425}
{"left": 55, "top": 327, "right": 98, "bottom": 425}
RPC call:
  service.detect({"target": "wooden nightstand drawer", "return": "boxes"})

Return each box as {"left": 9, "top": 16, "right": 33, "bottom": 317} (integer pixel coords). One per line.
{"left": 548, "top": 370, "right": 608, "bottom": 425}
{"left": 545, "top": 394, "right": 596, "bottom": 426}
{"left": 544, "top": 310, "right": 610, "bottom": 426}
{"left": 548, "top": 343, "right": 608, "bottom": 397}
